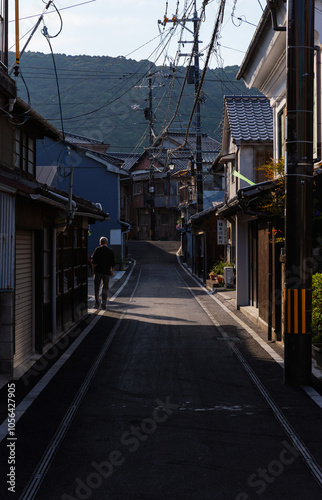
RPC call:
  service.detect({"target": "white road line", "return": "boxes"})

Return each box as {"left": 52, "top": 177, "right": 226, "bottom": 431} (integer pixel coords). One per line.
{"left": 18, "top": 263, "right": 141, "bottom": 500}
{"left": 109, "top": 259, "right": 136, "bottom": 302}
{"left": 177, "top": 257, "right": 322, "bottom": 410}
{"left": 19, "top": 313, "right": 126, "bottom": 500}
{"left": 0, "top": 261, "right": 137, "bottom": 444}
{"left": 176, "top": 266, "right": 322, "bottom": 488}
{"left": 0, "top": 314, "right": 101, "bottom": 443}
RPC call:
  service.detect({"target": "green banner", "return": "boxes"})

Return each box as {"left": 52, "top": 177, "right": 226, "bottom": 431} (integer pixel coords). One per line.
{"left": 232, "top": 168, "right": 255, "bottom": 186}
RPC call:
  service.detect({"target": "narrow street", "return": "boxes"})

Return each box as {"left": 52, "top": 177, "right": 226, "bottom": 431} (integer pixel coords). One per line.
{"left": 1, "top": 241, "right": 322, "bottom": 500}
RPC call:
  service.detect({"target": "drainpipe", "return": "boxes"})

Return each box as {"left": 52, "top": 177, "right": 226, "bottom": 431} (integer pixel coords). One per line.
{"left": 204, "top": 231, "right": 207, "bottom": 284}
{"left": 224, "top": 164, "right": 228, "bottom": 204}
{"left": 4, "top": 0, "right": 8, "bottom": 68}
{"left": 14, "top": 0, "right": 20, "bottom": 76}
{"left": 120, "top": 221, "right": 131, "bottom": 262}
{"left": 268, "top": 220, "right": 273, "bottom": 341}
{"left": 52, "top": 227, "right": 57, "bottom": 342}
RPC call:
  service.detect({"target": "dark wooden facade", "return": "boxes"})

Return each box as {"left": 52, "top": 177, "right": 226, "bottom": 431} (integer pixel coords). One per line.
{"left": 0, "top": 6, "right": 108, "bottom": 377}
{"left": 122, "top": 153, "right": 180, "bottom": 241}
{"left": 56, "top": 226, "right": 88, "bottom": 333}
{"left": 248, "top": 215, "right": 283, "bottom": 339}
{"left": 189, "top": 208, "right": 225, "bottom": 282}
{"left": 1, "top": 123, "right": 106, "bottom": 377}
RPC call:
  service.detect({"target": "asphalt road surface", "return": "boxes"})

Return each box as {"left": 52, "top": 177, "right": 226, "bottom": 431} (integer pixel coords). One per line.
{"left": 1, "top": 241, "right": 322, "bottom": 500}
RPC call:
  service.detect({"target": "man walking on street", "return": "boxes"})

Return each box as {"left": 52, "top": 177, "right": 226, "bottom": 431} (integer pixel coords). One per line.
{"left": 92, "top": 236, "right": 115, "bottom": 309}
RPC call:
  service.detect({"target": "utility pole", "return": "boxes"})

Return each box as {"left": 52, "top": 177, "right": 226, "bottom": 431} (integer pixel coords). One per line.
{"left": 284, "top": 0, "right": 314, "bottom": 385}
{"left": 14, "top": 0, "right": 20, "bottom": 76}
{"left": 138, "top": 72, "right": 157, "bottom": 240}
{"left": 10, "top": 1, "right": 53, "bottom": 76}
{"left": 193, "top": 0, "right": 203, "bottom": 213}
{"left": 148, "top": 73, "right": 155, "bottom": 241}
{"left": 3, "top": 0, "right": 8, "bottom": 68}
{"left": 160, "top": 0, "right": 203, "bottom": 212}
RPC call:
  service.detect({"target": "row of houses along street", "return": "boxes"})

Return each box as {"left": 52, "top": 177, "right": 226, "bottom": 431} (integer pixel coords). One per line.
{"left": 2, "top": 0, "right": 322, "bottom": 385}
{"left": 1, "top": 1, "right": 322, "bottom": 498}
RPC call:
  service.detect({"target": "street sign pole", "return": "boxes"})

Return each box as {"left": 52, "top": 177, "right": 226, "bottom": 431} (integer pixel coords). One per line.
{"left": 284, "top": 0, "right": 314, "bottom": 385}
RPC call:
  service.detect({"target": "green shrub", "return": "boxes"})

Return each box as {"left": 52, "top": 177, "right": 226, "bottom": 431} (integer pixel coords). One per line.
{"left": 210, "top": 260, "right": 234, "bottom": 275}
{"left": 312, "top": 273, "right": 322, "bottom": 342}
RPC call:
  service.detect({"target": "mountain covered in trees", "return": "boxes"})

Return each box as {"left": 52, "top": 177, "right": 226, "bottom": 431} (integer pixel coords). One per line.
{"left": 11, "top": 51, "right": 259, "bottom": 152}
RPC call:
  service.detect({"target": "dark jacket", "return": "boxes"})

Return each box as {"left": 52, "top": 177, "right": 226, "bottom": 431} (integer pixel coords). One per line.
{"left": 92, "top": 245, "right": 115, "bottom": 275}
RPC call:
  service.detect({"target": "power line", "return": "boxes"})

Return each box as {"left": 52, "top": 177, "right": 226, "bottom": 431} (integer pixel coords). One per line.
{"left": 217, "top": 42, "right": 245, "bottom": 54}
{"left": 13, "top": 4, "right": 253, "bottom": 153}
{"left": 33, "top": 28, "right": 176, "bottom": 124}
{"left": 257, "top": 0, "right": 264, "bottom": 12}
{"left": 181, "top": 0, "right": 227, "bottom": 147}
{"left": 66, "top": 29, "right": 181, "bottom": 133}
{"left": 8, "top": 0, "right": 97, "bottom": 23}
{"left": 41, "top": 5, "right": 65, "bottom": 139}
{"left": 231, "top": 15, "right": 257, "bottom": 28}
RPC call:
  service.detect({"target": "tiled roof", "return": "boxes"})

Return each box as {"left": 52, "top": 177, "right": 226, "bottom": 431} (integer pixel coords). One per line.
{"left": 160, "top": 131, "right": 220, "bottom": 154}
{"left": 190, "top": 202, "right": 224, "bottom": 221}
{"left": 83, "top": 149, "right": 140, "bottom": 171}
{"left": 64, "top": 132, "right": 105, "bottom": 145}
{"left": 185, "top": 135, "right": 220, "bottom": 155}
{"left": 155, "top": 152, "right": 191, "bottom": 175}
{"left": 224, "top": 95, "right": 273, "bottom": 143}
{"left": 130, "top": 156, "right": 189, "bottom": 180}
{"left": 63, "top": 133, "right": 140, "bottom": 170}
{"left": 131, "top": 171, "right": 168, "bottom": 182}
{"left": 101, "top": 152, "right": 140, "bottom": 171}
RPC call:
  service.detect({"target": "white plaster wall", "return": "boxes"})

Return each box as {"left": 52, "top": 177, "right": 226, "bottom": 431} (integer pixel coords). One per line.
{"left": 241, "top": 5, "right": 287, "bottom": 92}
{"left": 315, "top": 1, "right": 322, "bottom": 41}
{"left": 241, "top": 1, "right": 322, "bottom": 164}
{"left": 239, "top": 146, "right": 255, "bottom": 188}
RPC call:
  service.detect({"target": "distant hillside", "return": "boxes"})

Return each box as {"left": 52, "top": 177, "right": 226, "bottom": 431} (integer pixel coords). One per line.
{"left": 10, "top": 52, "right": 260, "bottom": 152}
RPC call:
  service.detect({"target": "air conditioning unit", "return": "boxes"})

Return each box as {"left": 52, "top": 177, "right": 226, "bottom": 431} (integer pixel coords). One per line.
{"left": 224, "top": 266, "right": 234, "bottom": 287}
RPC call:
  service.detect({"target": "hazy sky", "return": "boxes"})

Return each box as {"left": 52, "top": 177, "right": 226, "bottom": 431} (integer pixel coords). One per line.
{"left": 10, "top": 0, "right": 265, "bottom": 68}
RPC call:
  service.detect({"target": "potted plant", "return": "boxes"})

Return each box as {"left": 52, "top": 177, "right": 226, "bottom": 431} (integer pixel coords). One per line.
{"left": 312, "top": 273, "right": 322, "bottom": 368}
{"left": 209, "top": 260, "right": 234, "bottom": 282}
{"left": 209, "top": 262, "right": 220, "bottom": 280}
{"left": 210, "top": 260, "right": 225, "bottom": 276}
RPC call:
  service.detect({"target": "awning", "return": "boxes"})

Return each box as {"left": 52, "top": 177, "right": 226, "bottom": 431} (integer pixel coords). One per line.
{"left": 30, "top": 186, "right": 109, "bottom": 221}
